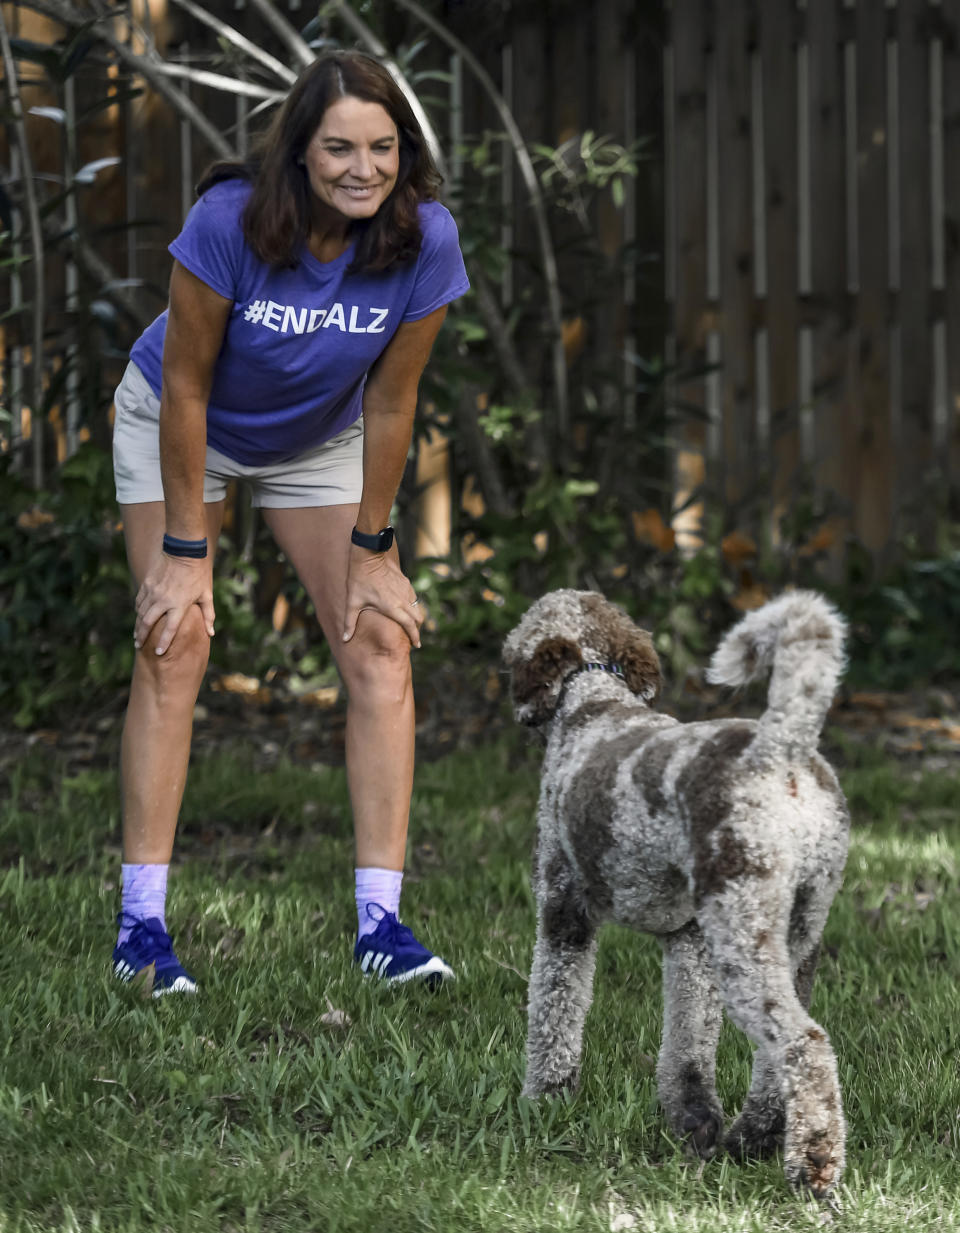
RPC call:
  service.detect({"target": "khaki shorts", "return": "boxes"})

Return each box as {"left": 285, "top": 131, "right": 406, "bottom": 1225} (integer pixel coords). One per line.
{"left": 112, "top": 361, "right": 364, "bottom": 508}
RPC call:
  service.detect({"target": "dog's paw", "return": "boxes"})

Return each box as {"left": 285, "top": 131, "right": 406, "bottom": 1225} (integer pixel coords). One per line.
{"left": 681, "top": 1103, "right": 724, "bottom": 1158}
{"left": 521, "top": 1070, "right": 580, "bottom": 1100}
{"left": 784, "top": 1127, "right": 844, "bottom": 1199}
{"left": 725, "top": 1107, "right": 785, "bottom": 1161}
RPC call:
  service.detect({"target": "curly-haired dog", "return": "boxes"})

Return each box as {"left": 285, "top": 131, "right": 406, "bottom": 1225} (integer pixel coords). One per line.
{"left": 503, "top": 590, "right": 849, "bottom": 1198}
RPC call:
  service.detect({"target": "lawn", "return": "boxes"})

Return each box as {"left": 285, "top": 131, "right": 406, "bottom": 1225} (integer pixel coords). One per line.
{"left": 2, "top": 731, "right": 960, "bottom": 1231}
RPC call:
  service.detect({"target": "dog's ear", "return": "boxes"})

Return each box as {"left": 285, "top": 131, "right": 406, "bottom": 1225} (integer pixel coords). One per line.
{"left": 505, "top": 636, "right": 583, "bottom": 725}
{"left": 579, "top": 593, "right": 662, "bottom": 702}
{"left": 614, "top": 627, "right": 662, "bottom": 701}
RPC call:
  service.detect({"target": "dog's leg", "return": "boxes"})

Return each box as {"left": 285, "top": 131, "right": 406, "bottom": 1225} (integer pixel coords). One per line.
{"left": 724, "top": 937, "right": 824, "bottom": 1163}
{"left": 725, "top": 1048, "right": 785, "bottom": 1161}
{"left": 656, "top": 921, "right": 725, "bottom": 1158}
{"left": 789, "top": 874, "right": 842, "bottom": 1008}
{"left": 698, "top": 889, "right": 845, "bottom": 1199}
{"left": 726, "top": 880, "right": 835, "bottom": 1160}
{"left": 522, "top": 882, "right": 598, "bottom": 1098}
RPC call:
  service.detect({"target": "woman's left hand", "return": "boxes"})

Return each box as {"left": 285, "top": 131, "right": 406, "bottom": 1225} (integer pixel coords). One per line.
{"left": 342, "top": 543, "right": 425, "bottom": 649}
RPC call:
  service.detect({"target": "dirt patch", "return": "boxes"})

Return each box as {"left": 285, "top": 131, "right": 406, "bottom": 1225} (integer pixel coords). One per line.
{"left": 4, "top": 671, "right": 960, "bottom": 785}
{"left": 0, "top": 660, "right": 508, "bottom": 783}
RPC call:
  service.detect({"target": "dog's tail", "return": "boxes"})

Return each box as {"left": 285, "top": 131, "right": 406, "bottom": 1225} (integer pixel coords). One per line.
{"left": 705, "top": 591, "right": 847, "bottom": 762}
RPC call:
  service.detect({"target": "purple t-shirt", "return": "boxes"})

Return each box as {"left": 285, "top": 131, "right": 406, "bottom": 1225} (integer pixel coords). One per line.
{"left": 129, "top": 179, "right": 470, "bottom": 465}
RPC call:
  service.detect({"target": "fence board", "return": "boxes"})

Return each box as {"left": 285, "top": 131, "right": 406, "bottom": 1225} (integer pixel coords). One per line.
{"left": 850, "top": 0, "right": 895, "bottom": 557}
{"left": 593, "top": 0, "right": 628, "bottom": 419}
{"left": 552, "top": 5, "right": 589, "bottom": 145}
{"left": 595, "top": 4, "right": 628, "bottom": 222}
{"left": 715, "top": 0, "right": 757, "bottom": 516}
{"left": 940, "top": 1, "right": 960, "bottom": 502}
{"left": 760, "top": 0, "right": 801, "bottom": 537}
{"left": 629, "top": 11, "right": 667, "bottom": 431}
{"left": 897, "top": 0, "right": 936, "bottom": 543}
{"left": 550, "top": 0, "right": 593, "bottom": 382}
{"left": 668, "top": 0, "right": 711, "bottom": 544}
{"left": 9, "top": 0, "right": 960, "bottom": 562}
{"left": 508, "top": 12, "right": 550, "bottom": 400}
{"left": 805, "top": 0, "right": 850, "bottom": 539}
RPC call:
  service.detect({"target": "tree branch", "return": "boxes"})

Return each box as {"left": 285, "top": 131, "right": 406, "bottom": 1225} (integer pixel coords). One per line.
{"left": 470, "top": 268, "right": 528, "bottom": 403}
{"left": 471, "top": 267, "right": 549, "bottom": 468}
{"left": 168, "top": 0, "right": 297, "bottom": 86}
{"left": 15, "top": 0, "right": 237, "bottom": 160}
{"left": 153, "top": 61, "right": 285, "bottom": 101}
{"left": 454, "top": 385, "right": 514, "bottom": 520}
{"left": 245, "top": 0, "right": 314, "bottom": 69}
{"left": 97, "top": 29, "right": 236, "bottom": 160}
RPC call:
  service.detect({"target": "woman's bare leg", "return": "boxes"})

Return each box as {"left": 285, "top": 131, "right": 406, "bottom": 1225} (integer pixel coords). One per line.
{"left": 262, "top": 503, "right": 413, "bottom": 870}
{"left": 119, "top": 500, "right": 225, "bottom": 863}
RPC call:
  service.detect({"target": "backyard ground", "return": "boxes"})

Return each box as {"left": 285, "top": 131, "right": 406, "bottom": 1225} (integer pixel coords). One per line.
{"left": 3, "top": 672, "right": 960, "bottom": 1231}
{"left": 6, "top": 658, "right": 960, "bottom": 781}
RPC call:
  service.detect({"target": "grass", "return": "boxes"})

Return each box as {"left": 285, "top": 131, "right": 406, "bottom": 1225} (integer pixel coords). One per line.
{"left": 3, "top": 732, "right": 960, "bottom": 1231}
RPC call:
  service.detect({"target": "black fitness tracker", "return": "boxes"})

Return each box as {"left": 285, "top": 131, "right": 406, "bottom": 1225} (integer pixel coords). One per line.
{"left": 351, "top": 525, "right": 395, "bottom": 552}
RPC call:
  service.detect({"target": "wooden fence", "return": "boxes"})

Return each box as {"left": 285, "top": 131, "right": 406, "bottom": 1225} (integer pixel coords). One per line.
{"left": 1, "top": 0, "right": 659, "bottom": 467}
{"left": 666, "top": 0, "right": 960, "bottom": 559}
{"left": 4, "top": 0, "right": 960, "bottom": 562}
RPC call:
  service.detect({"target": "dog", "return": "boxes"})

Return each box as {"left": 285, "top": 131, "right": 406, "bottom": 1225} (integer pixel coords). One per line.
{"left": 503, "top": 589, "right": 850, "bottom": 1198}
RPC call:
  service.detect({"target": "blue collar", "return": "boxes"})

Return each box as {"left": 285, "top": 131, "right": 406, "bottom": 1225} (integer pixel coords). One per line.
{"left": 579, "top": 661, "right": 625, "bottom": 679}
{"left": 556, "top": 660, "right": 627, "bottom": 713}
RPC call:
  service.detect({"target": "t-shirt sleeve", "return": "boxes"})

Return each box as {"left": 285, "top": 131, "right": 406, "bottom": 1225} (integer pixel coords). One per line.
{"left": 402, "top": 204, "right": 471, "bottom": 322}
{"left": 167, "top": 184, "right": 246, "bottom": 301}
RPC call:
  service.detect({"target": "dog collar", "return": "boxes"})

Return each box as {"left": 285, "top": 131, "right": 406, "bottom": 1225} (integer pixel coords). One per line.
{"left": 580, "top": 662, "right": 625, "bottom": 679}
{"left": 556, "top": 661, "right": 626, "bottom": 713}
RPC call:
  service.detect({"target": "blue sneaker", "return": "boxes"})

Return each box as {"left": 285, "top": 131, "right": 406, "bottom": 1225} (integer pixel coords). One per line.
{"left": 112, "top": 916, "right": 198, "bottom": 998}
{"left": 353, "top": 905, "right": 454, "bottom": 986}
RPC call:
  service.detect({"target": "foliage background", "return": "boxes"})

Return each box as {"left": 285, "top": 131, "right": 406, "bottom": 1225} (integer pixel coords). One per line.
{"left": 3, "top": 0, "right": 960, "bottom": 729}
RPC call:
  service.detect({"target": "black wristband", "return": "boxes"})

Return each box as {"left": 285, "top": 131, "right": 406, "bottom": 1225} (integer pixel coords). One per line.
{"left": 163, "top": 533, "right": 208, "bottom": 559}
{"left": 351, "top": 525, "right": 395, "bottom": 552}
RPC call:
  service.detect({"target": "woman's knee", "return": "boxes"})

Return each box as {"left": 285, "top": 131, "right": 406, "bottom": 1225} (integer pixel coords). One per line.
{"left": 339, "top": 614, "right": 413, "bottom": 701}
{"left": 137, "top": 604, "right": 211, "bottom": 688}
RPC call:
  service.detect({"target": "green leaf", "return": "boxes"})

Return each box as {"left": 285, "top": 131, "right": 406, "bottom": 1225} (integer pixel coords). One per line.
{"left": 563, "top": 479, "right": 599, "bottom": 499}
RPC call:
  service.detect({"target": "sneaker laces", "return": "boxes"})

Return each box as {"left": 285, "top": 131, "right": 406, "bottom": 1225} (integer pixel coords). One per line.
{"left": 116, "top": 913, "right": 175, "bottom": 957}
{"left": 363, "top": 903, "right": 416, "bottom": 946}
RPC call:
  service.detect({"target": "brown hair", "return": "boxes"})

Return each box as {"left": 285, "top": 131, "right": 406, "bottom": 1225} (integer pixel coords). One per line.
{"left": 197, "top": 50, "right": 441, "bottom": 273}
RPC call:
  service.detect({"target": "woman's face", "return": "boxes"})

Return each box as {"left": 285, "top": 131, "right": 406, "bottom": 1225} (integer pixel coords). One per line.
{"left": 303, "top": 95, "right": 400, "bottom": 223}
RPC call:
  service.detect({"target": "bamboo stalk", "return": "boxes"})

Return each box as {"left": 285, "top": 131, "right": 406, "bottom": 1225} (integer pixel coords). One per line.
{"left": 245, "top": 0, "right": 314, "bottom": 69}
{"left": 99, "top": 28, "right": 236, "bottom": 160}
{"left": 154, "top": 61, "right": 286, "bottom": 101}
{"left": 169, "top": 0, "right": 297, "bottom": 86}
{"left": 16, "top": 0, "right": 237, "bottom": 159}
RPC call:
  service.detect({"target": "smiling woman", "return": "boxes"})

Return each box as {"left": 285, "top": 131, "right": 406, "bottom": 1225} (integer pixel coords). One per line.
{"left": 302, "top": 96, "right": 401, "bottom": 245}
{"left": 200, "top": 49, "right": 441, "bottom": 274}
{"left": 108, "top": 50, "right": 469, "bottom": 998}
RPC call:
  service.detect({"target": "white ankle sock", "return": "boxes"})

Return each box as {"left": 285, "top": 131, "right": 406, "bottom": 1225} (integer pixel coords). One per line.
{"left": 118, "top": 863, "right": 169, "bottom": 944}
{"left": 355, "top": 867, "right": 403, "bottom": 938}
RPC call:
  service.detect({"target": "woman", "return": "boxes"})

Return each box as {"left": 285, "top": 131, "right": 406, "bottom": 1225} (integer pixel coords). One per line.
{"left": 110, "top": 50, "right": 469, "bottom": 994}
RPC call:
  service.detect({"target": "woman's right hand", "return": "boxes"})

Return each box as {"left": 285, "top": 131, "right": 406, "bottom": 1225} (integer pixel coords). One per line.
{"left": 134, "top": 552, "right": 215, "bottom": 655}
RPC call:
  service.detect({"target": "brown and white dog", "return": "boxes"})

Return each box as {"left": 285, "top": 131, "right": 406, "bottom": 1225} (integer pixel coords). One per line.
{"left": 503, "top": 590, "right": 850, "bottom": 1198}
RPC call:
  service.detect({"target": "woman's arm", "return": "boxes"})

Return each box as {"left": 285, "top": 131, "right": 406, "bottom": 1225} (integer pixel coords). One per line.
{"left": 343, "top": 304, "right": 448, "bottom": 647}
{"left": 133, "top": 261, "right": 232, "bottom": 654}
{"left": 158, "top": 262, "right": 231, "bottom": 538}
